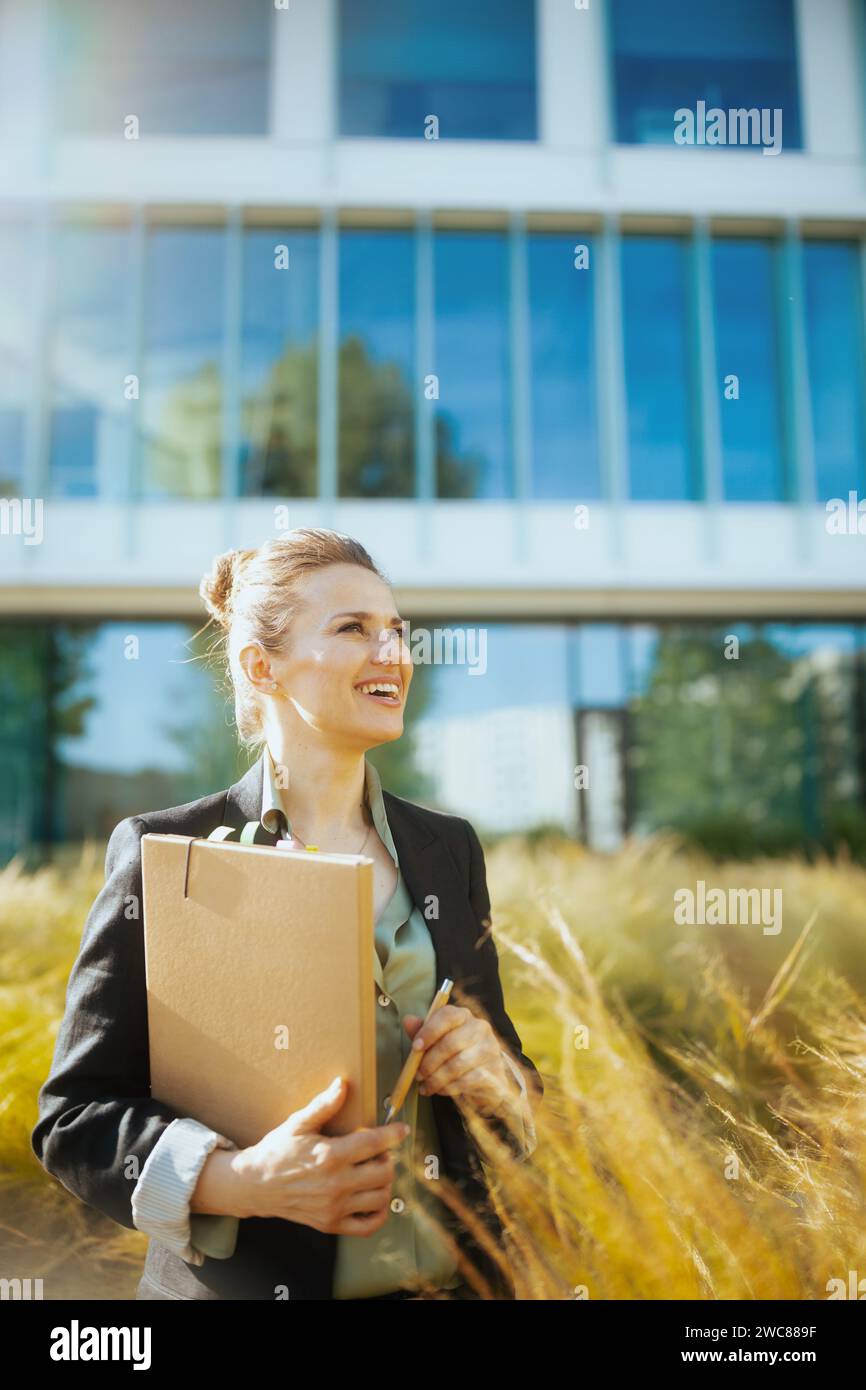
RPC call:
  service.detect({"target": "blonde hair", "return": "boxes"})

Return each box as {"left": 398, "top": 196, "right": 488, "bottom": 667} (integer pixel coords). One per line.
{"left": 199, "top": 528, "right": 387, "bottom": 751}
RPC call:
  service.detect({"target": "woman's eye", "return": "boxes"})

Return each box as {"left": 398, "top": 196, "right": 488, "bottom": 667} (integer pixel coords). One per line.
{"left": 338, "top": 622, "right": 405, "bottom": 638}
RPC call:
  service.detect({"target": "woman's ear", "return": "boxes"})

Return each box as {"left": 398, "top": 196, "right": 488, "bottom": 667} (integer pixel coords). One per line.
{"left": 238, "top": 641, "right": 273, "bottom": 694}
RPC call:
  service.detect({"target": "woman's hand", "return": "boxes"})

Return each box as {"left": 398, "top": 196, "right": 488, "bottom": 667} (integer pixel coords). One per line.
{"left": 402, "top": 1006, "right": 518, "bottom": 1118}
{"left": 225, "top": 1077, "right": 410, "bottom": 1235}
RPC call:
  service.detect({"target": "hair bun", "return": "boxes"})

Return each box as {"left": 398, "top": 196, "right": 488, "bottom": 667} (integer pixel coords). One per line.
{"left": 200, "top": 549, "right": 244, "bottom": 629}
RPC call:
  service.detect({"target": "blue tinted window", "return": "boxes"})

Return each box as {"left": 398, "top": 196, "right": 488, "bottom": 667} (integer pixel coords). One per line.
{"left": 621, "top": 237, "right": 696, "bottom": 500}
{"left": 0, "top": 220, "right": 36, "bottom": 495}
{"left": 339, "top": 230, "right": 415, "bottom": 497}
{"left": 141, "top": 228, "right": 226, "bottom": 499}
{"left": 51, "top": 622, "right": 244, "bottom": 843}
{"left": 611, "top": 0, "right": 802, "bottom": 150}
{"left": 339, "top": 0, "right": 537, "bottom": 140}
{"left": 711, "top": 239, "right": 785, "bottom": 501}
{"left": 528, "top": 234, "right": 599, "bottom": 499}
{"left": 434, "top": 231, "right": 512, "bottom": 498}
{"left": 56, "top": 0, "right": 271, "bottom": 135}
{"left": 804, "top": 242, "right": 866, "bottom": 500}
{"left": 49, "top": 226, "right": 133, "bottom": 498}
{"left": 626, "top": 626, "right": 660, "bottom": 697}
{"left": 411, "top": 624, "right": 576, "bottom": 835}
{"left": 575, "top": 626, "right": 627, "bottom": 706}
{"left": 763, "top": 624, "right": 861, "bottom": 658}
{"left": 240, "top": 230, "right": 319, "bottom": 497}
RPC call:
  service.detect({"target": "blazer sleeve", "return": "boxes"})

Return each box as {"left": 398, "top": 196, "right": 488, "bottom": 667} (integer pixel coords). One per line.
{"left": 31, "top": 814, "right": 190, "bottom": 1232}
{"left": 461, "top": 818, "right": 544, "bottom": 1126}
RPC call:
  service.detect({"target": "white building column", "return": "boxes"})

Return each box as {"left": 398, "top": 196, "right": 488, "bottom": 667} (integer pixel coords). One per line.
{"left": 270, "top": 0, "right": 335, "bottom": 146}
{"left": 538, "top": 0, "right": 608, "bottom": 158}
{"left": 794, "top": 0, "right": 862, "bottom": 161}
{"left": 0, "top": 0, "right": 53, "bottom": 194}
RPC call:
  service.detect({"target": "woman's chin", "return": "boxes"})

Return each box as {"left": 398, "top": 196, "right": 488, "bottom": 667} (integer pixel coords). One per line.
{"left": 357, "top": 712, "right": 404, "bottom": 743}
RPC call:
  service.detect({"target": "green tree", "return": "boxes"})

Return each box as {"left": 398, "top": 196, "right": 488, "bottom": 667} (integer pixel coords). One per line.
{"left": 630, "top": 628, "right": 808, "bottom": 843}
{"left": 154, "top": 337, "right": 481, "bottom": 499}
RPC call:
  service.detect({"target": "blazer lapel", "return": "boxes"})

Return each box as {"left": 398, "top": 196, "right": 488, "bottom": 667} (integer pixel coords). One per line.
{"left": 222, "top": 756, "right": 279, "bottom": 843}
{"left": 383, "top": 790, "right": 481, "bottom": 995}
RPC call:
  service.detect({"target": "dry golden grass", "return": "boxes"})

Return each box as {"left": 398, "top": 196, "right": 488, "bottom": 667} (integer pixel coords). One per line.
{"left": 0, "top": 846, "right": 147, "bottom": 1297}
{"left": 4, "top": 832, "right": 866, "bottom": 1299}
{"left": 474, "top": 832, "right": 866, "bottom": 1299}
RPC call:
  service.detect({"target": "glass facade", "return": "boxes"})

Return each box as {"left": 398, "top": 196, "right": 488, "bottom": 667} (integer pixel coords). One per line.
{"left": 240, "top": 228, "right": 320, "bottom": 497}
{"left": 3, "top": 213, "right": 866, "bottom": 505}
{"left": 610, "top": 0, "right": 803, "bottom": 150}
{"left": 804, "top": 241, "right": 866, "bottom": 501}
{"left": 338, "top": 0, "right": 537, "bottom": 140}
{"left": 4, "top": 619, "right": 863, "bottom": 862}
{"left": 54, "top": 0, "right": 272, "bottom": 136}
{"left": 528, "top": 234, "right": 599, "bottom": 499}
{"left": 140, "top": 226, "right": 227, "bottom": 499}
{"left": 434, "top": 230, "right": 512, "bottom": 498}
{"left": 711, "top": 238, "right": 786, "bottom": 501}
{"left": 48, "top": 224, "right": 134, "bottom": 499}
{"left": 621, "top": 236, "right": 697, "bottom": 500}
{"left": 338, "top": 229, "right": 416, "bottom": 497}
{"left": 0, "top": 218, "right": 33, "bottom": 496}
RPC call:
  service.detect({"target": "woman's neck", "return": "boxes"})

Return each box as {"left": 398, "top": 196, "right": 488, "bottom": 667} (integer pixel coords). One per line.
{"left": 265, "top": 731, "right": 370, "bottom": 844}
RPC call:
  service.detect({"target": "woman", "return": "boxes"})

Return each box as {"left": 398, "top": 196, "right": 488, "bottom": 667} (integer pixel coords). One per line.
{"left": 32, "top": 528, "right": 543, "bottom": 1301}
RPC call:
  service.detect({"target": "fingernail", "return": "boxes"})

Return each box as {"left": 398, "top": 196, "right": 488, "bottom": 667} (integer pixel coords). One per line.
{"left": 413, "top": 1037, "right": 425, "bottom": 1050}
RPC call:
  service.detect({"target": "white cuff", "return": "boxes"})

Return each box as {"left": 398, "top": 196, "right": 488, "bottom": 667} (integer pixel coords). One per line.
{"left": 498, "top": 1048, "right": 538, "bottom": 1158}
{"left": 131, "top": 1118, "right": 238, "bottom": 1267}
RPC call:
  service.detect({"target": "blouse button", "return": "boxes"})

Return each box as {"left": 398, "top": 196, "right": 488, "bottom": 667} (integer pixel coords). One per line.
{"left": 390, "top": 1197, "right": 405, "bottom": 1215}
{"left": 377, "top": 992, "right": 391, "bottom": 1007}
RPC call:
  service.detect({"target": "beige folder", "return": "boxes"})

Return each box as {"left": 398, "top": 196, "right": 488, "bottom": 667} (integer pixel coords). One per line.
{"left": 141, "top": 834, "right": 377, "bottom": 1148}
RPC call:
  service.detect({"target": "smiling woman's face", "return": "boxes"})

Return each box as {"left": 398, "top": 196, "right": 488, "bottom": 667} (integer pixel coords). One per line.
{"left": 245, "top": 562, "right": 414, "bottom": 751}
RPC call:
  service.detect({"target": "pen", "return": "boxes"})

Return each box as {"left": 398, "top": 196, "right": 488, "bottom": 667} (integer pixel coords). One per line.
{"left": 383, "top": 978, "right": 453, "bottom": 1124}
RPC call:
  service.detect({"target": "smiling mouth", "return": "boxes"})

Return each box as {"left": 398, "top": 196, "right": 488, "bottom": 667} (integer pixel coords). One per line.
{"left": 355, "top": 681, "right": 402, "bottom": 706}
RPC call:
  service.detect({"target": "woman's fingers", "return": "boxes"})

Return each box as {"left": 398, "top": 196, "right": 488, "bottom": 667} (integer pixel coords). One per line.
{"left": 410, "top": 1004, "right": 471, "bottom": 1055}
{"left": 339, "top": 1182, "right": 392, "bottom": 1217}
{"left": 334, "top": 1182, "right": 393, "bottom": 1235}
{"left": 420, "top": 1036, "right": 490, "bottom": 1089}
{"left": 421, "top": 1050, "right": 489, "bottom": 1097}
{"left": 419, "top": 1021, "right": 486, "bottom": 1075}
{"left": 343, "top": 1149, "right": 395, "bottom": 1192}
{"left": 331, "top": 1121, "right": 409, "bottom": 1167}
{"left": 338, "top": 1207, "right": 391, "bottom": 1236}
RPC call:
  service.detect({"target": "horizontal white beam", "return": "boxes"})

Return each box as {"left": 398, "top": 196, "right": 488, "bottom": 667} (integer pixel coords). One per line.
{"left": 1, "top": 502, "right": 864, "bottom": 613}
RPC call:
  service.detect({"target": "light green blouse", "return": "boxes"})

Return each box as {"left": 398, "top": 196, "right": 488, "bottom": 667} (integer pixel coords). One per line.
{"left": 189, "top": 747, "right": 530, "bottom": 1297}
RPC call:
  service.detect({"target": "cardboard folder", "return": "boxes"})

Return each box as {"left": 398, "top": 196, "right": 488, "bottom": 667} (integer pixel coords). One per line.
{"left": 141, "top": 834, "right": 377, "bottom": 1148}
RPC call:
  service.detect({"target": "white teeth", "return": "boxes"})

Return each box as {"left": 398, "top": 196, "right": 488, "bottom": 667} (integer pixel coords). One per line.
{"left": 357, "top": 683, "right": 399, "bottom": 697}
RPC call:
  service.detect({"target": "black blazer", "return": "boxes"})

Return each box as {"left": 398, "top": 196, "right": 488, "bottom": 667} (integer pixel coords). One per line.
{"left": 32, "top": 755, "right": 543, "bottom": 1300}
